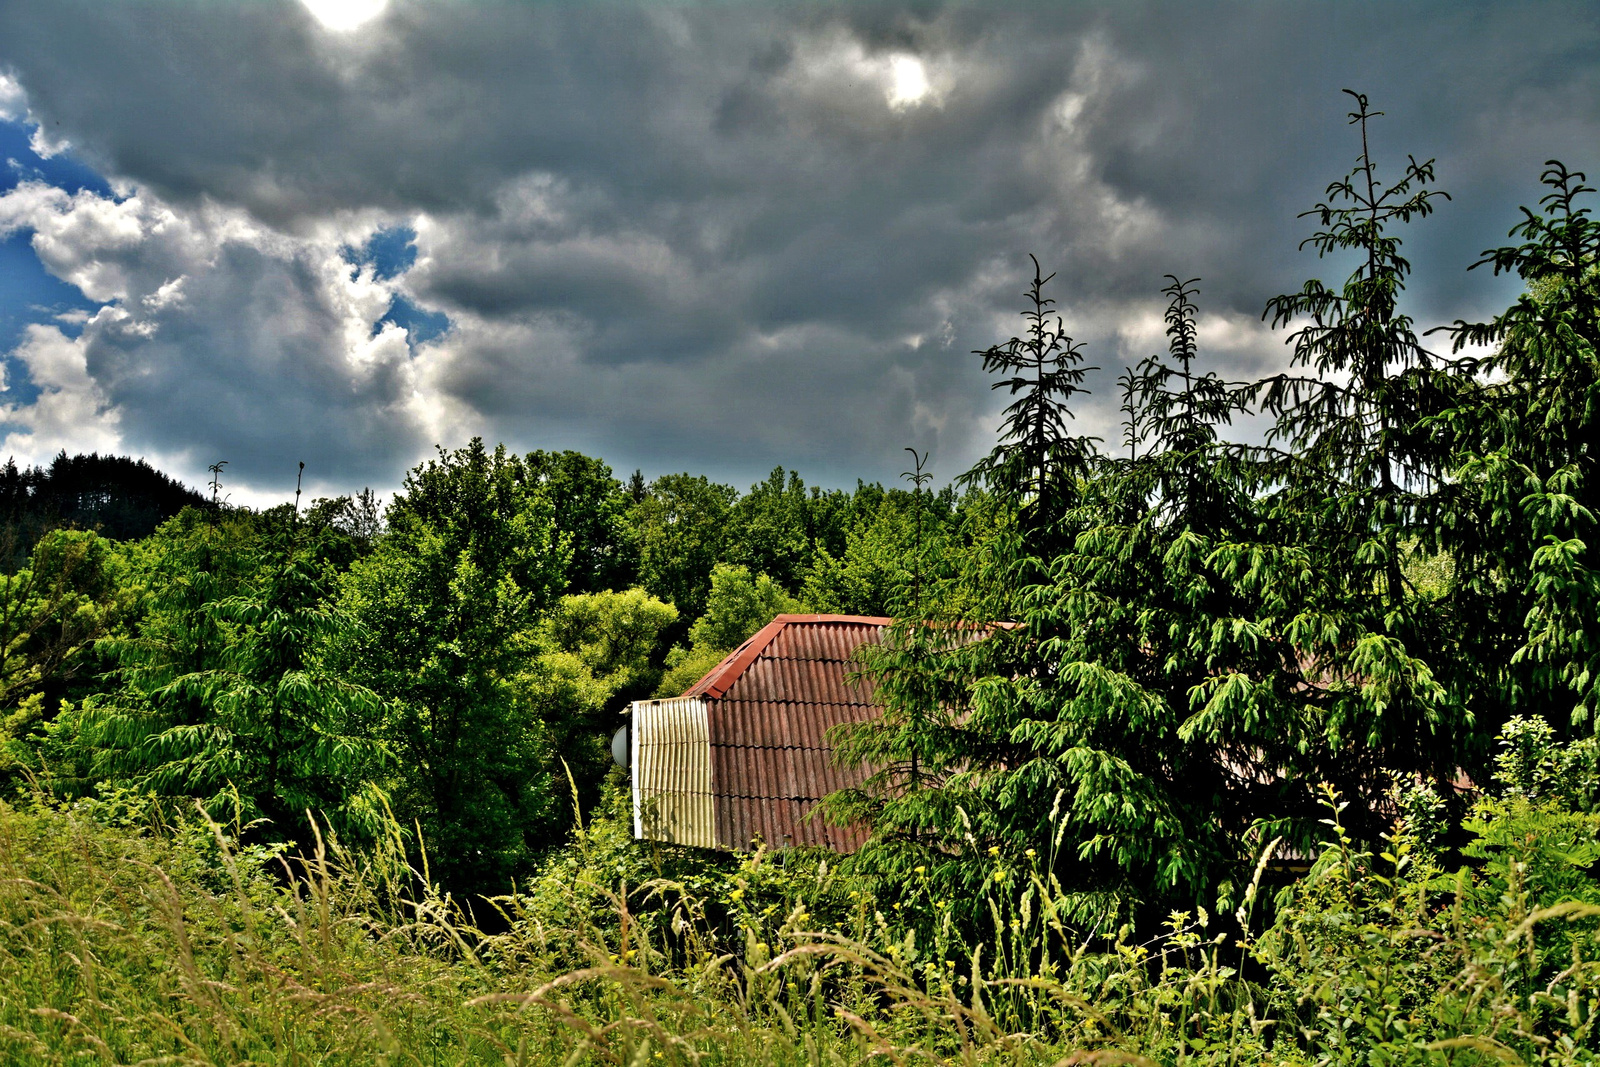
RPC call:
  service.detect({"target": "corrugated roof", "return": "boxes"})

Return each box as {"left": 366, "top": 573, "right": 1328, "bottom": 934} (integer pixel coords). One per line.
{"left": 685, "top": 614, "right": 891, "bottom": 700}
{"left": 687, "top": 614, "right": 889, "bottom": 852}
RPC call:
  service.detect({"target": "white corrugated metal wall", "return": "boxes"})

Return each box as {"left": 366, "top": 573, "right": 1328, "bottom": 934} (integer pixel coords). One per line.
{"left": 630, "top": 697, "right": 716, "bottom": 849}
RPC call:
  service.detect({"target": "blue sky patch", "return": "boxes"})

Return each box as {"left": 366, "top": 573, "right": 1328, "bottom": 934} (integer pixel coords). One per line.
{"left": 0, "top": 117, "right": 112, "bottom": 406}
{"left": 0, "top": 232, "right": 95, "bottom": 336}
{"left": 0, "top": 232, "right": 95, "bottom": 406}
{"left": 377, "top": 293, "right": 450, "bottom": 346}
{"left": 346, "top": 229, "right": 452, "bottom": 344}
{"left": 0, "top": 118, "right": 116, "bottom": 199}
{"left": 346, "top": 226, "right": 418, "bottom": 281}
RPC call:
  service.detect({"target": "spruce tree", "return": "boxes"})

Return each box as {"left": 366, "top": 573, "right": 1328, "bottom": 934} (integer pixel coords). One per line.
{"left": 835, "top": 96, "right": 1484, "bottom": 915}
{"left": 962, "top": 254, "right": 1099, "bottom": 559}
{"left": 948, "top": 274, "right": 1271, "bottom": 909}
{"left": 1438, "top": 162, "right": 1600, "bottom": 737}
{"left": 830, "top": 261, "right": 1103, "bottom": 906}
{"left": 1256, "top": 91, "right": 1456, "bottom": 616}
{"left": 1212, "top": 91, "right": 1473, "bottom": 839}
{"left": 827, "top": 450, "right": 981, "bottom": 878}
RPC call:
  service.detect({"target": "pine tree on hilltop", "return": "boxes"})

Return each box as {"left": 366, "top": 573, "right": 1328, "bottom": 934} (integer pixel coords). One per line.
{"left": 0, "top": 451, "right": 206, "bottom": 568}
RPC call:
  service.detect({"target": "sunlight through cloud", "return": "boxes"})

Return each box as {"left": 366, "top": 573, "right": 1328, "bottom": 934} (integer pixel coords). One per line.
{"left": 300, "top": 0, "right": 388, "bottom": 32}
{"left": 887, "top": 54, "right": 930, "bottom": 109}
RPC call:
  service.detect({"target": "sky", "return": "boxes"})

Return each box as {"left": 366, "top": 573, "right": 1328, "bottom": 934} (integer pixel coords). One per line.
{"left": 0, "top": 0, "right": 1596, "bottom": 505}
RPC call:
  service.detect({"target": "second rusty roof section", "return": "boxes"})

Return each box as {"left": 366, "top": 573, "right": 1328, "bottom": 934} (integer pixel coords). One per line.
{"left": 682, "top": 614, "right": 890, "bottom": 852}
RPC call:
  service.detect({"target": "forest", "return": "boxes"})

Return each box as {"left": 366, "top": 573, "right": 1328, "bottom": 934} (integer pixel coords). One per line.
{"left": 3, "top": 96, "right": 1600, "bottom": 1064}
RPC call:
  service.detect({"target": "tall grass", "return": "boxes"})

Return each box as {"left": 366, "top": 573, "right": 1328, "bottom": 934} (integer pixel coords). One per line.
{"left": 2, "top": 783, "right": 1600, "bottom": 1066}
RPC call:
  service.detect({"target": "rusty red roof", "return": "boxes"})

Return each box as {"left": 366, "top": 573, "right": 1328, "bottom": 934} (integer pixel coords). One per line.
{"left": 685, "top": 614, "right": 891, "bottom": 700}
{"left": 682, "top": 614, "right": 889, "bottom": 852}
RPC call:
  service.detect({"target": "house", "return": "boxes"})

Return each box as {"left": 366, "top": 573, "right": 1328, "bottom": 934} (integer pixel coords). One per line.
{"left": 624, "top": 614, "right": 889, "bottom": 853}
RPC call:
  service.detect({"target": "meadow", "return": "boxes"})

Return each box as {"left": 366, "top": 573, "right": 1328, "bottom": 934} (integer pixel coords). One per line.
{"left": 6, "top": 725, "right": 1600, "bottom": 1066}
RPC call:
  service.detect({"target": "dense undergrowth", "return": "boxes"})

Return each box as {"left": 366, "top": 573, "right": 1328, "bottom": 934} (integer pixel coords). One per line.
{"left": 5, "top": 722, "right": 1600, "bottom": 1066}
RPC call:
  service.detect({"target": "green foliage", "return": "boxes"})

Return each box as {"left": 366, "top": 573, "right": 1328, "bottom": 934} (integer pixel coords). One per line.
{"left": 0, "top": 450, "right": 205, "bottom": 569}
{"left": 656, "top": 563, "right": 806, "bottom": 697}
{"left": 655, "top": 646, "right": 726, "bottom": 700}
{"left": 684, "top": 563, "right": 806, "bottom": 652}
{"left": 14, "top": 100, "right": 1600, "bottom": 1067}
{"left": 1438, "top": 162, "right": 1600, "bottom": 738}
{"left": 631, "top": 472, "right": 738, "bottom": 619}
{"left": 1491, "top": 715, "right": 1600, "bottom": 810}
{"left": 71, "top": 508, "right": 265, "bottom": 795}
{"left": 1457, "top": 718, "right": 1600, "bottom": 974}
{"left": 840, "top": 269, "right": 1273, "bottom": 907}
{"left": 152, "top": 546, "right": 384, "bottom": 832}
{"left": 523, "top": 588, "right": 678, "bottom": 811}
{"left": 0, "top": 530, "right": 128, "bottom": 779}
{"left": 802, "top": 487, "right": 963, "bottom": 618}
{"left": 515, "top": 771, "right": 735, "bottom": 973}
{"left": 801, "top": 500, "right": 916, "bottom": 617}
{"left": 32, "top": 444, "right": 688, "bottom": 894}
{"left": 82, "top": 511, "right": 386, "bottom": 837}
{"left": 723, "top": 468, "right": 817, "bottom": 592}
{"left": 526, "top": 449, "right": 639, "bottom": 594}
{"left": 1257, "top": 93, "right": 1454, "bottom": 585}
{"left": 543, "top": 588, "right": 679, "bottom": 705}
{"left": 338, "top": 439, "right": 568, "bottom": 890}
{"left": 303, "top": 487, "right": 386, "bottom": 558}
{"left": 825, "top": 636, "right": 991, "bottom": 920}
{"left": 963, "top": 253, "right": 1098, "bottom": 544}
{"left": 835, "top": 95, "right": 1520, "bottom": 916}
{"left": 13, "top": 730, "right": 1600, "bottom": 1066}
{"left": 1241, "top": 91, "right": 1469, "bottom": 806}
{"left": 939, "top": 271, "right": 1286, "bottom": 905}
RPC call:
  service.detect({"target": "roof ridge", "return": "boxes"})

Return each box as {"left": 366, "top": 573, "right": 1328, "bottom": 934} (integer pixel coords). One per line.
{"left": 772, "top": 613, "right": 893, "bottom": 625}
{"left": 683, "top": 616, "right": 789, "bottom": 699}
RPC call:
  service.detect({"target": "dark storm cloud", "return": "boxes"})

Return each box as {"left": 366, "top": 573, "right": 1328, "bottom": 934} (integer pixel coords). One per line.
{"left": 0, "top": 0, "right": 1595, "bottom": 494}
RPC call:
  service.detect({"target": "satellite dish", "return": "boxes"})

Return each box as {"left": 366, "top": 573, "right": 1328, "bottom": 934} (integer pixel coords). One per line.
{"left": 610, "top": 724, "right": 630, "bottom": 769}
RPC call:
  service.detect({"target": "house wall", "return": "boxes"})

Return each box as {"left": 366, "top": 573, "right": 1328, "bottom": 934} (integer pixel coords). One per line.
{"left": 630, "top": 696, "right": 716, "bottom": 849}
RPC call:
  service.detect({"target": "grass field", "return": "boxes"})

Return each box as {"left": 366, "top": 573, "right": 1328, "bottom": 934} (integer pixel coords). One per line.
{"left": 3, "top": 784, "right": 1599, "bottom": 1067}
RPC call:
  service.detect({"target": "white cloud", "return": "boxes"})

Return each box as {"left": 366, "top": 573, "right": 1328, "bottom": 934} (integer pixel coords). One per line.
{"left": 0, "top": 177, "right": 441, "bottom": 489}
{"left": 141, "top": 276, "right": 186, "bottom": 311}
{"left": 27, "top": 122, "right": 68, "bottom": 159}
{"left": 0, "top": 183, "right": 163, "bottom": 302}
{"left": 0, "top": 323, "right": 121, "bottom": 462}
{"left": 0, "top": 69, "right": 70, "bottom": 157}
{"left": 0, "top": 71, "right": 26, "bottom": 122}
{"left": 763, "top": 28, "right": 954, "bottom": 135}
